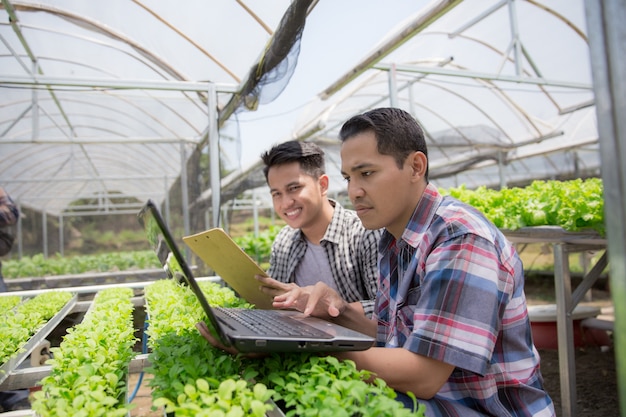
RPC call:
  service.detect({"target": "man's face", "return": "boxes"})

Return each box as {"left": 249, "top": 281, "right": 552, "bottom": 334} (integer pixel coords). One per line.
{"left": 267, "top": 161, "right": 327, "bottom": 230}
{"left": 340, "top": 131, "right": 418, "bottom": 238}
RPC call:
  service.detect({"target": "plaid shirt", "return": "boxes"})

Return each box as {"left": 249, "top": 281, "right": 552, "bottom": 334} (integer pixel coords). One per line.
{"left": 376, "top": 184, "right": 555, "bottom": 416}
{"left": 267, "top": 200, "right": 381, "bottom": 317}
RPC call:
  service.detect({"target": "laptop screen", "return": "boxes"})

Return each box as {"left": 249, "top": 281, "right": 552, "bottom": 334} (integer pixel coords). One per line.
{"left": 137, "top": 200, "right": 231, "bottom": 345}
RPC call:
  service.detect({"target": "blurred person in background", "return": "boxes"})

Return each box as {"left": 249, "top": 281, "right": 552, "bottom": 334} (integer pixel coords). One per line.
{"left": 0, "top": 186, "right": 19, "bottom": 292}
{"left": 0, "top": 186, "right": 30, "bottom": 411}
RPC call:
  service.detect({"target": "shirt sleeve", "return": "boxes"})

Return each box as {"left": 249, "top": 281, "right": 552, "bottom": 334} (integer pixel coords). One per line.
{"left": 358, "top": 228, "right": 381, "bottom": 317}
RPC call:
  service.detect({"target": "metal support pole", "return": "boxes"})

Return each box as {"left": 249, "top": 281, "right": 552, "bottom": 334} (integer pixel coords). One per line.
{"left": 31, "top": 60, "right": 39, "bottom": 140}
{"left": 16, "top": 201, "right": 22, "bottom": 259}
{"left": 163, "top": 176, "right": 170, "bottom": 225}
{"left": 506, "top": 0, "right": 523, "bottom": 76}
{"left": 59, "top": 215, "right": 64, "bottom": 257}
{"left": 253, "top": 189, "right": 259, "bottom": 238}
{"left": 388, "top": 63, "right": 399, "bottom": 107}
{"left": 42, "top": 211, "right": 48, "bottom": 259}
{"left": 180, "top": 141, "right": 190, "bottom": 237}
{"left": 553, "top": 243, "right": 576, "bottom": 417}
{"left": 207, "top": 83, "right": 221, "bottom": 228}
{"left": 498, "top": 151, "right": 507, "bottom": 189}
{"left": 584, "top": 1, "right": 626, "bottom": 414}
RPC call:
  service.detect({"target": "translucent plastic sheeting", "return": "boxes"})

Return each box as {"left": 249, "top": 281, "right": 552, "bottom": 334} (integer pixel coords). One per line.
{"left": 0, "top": 0, "right": 601, "bottom": 219}
{"left": 210, "top": 0, "right": 599, "bottom": 210}
{"left": 0, "top": 0, "right": 293, "bottom": 216}
{"left": 290, "top": 0, "right": 598, "bottom": 192}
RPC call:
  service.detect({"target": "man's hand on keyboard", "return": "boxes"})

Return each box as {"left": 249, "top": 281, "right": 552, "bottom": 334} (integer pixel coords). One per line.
{"left": 257, "top": 275, "right": 347, "bottom": 320}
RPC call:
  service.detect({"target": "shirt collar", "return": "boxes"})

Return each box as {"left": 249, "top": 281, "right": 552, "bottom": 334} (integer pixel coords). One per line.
{"left": 294, "top": 198, "right": 341, "bottom": 244}
{"left": 381, "top": 183, "right": 442, "bottom": 249}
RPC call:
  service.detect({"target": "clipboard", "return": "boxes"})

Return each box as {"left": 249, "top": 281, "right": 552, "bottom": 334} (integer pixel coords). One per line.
{"left": 183, "top": 228, "right": 274, "bottom": 309}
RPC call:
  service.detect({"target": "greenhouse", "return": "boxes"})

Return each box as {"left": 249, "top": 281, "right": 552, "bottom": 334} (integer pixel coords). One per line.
{"left": 1, "top": 0, "right": 625, "bottom": 416}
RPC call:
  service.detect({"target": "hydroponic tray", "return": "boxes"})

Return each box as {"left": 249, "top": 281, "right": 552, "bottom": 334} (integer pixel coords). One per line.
{"left": 502, "top": 226, "right": 605, "bottom": 246}
{"left": 0, "top": 293, "right": 78, "bottom": 385}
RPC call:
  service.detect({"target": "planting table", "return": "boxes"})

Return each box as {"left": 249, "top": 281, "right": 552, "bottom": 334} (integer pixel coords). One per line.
{"left": 0, "top": 277, "right": 290, "bottom": 417}
{"left": 0, "top": 294, "right": 77, "bottom": 387}
{"left": 0, "top": 281, "right": 152, "bottom": 416}
{"left": 3, "top": 233, "right": 607, "bottom": 417}
{"left": 504, "top": 226, "right": 608, "bottom": 417}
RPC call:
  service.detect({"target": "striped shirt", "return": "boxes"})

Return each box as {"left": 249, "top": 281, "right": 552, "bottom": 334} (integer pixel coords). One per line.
{"left": 376, "top": 184, "right": 555, "bottom": 416}
{"left": 267, "top": 200, "right": 381, "bottom": 317}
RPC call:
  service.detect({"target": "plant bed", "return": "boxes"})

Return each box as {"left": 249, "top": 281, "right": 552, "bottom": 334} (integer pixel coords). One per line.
{"left": 31, "top": 287, "right": 137, "bottom": 417}
{"left": 144, "top": 279, "right": 426, "bottom": 416}
{"left": 442, "top": 178, "right": 605, "bottom": 236}
{"left": 0, "top": 291, "right": 76, "bottom": 385}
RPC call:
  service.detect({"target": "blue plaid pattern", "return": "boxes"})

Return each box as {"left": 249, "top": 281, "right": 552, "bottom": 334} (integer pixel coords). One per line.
{"left": 376, "top": 184, "right": 555, "bottom": 416}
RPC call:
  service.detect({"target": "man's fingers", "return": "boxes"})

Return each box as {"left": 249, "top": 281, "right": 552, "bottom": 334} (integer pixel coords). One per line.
{"left": 256, "top": 275, "right": 295, "bottom": 296}
{"left": 303, "top": 286, "right": 323, "bottom": 316}
{"left": 196, "top": 322, "right": 222, "bottom": 346}
{"left": 196, "top": 322, "right": 268, "bottom": 359}
{"left": 255, "top": 275, "right": 283, "bottom": 287}
{"left": 328, "top": 304, "right": 341, "bottom": 318}
{"left": 195, "top": 322, "right": 231, "bottom": 352}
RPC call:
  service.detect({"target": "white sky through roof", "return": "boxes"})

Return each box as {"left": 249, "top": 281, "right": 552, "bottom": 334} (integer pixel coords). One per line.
{"left": 0, "top": 0, "right": 599, "bottom": 216}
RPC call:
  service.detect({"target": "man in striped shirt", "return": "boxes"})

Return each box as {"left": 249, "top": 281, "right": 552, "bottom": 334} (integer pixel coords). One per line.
{"left": 267, "top": 108, "right": 555, "bottom": 416}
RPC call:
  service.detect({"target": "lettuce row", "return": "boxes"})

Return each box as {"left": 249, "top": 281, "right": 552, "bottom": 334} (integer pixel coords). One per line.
{"left": 145, "top": 279, "right": 425, "bottom": 416}
{"left": 441, "top": 178, "right": 605, "bottom": 235}
{"left": 0, "top": 291, "right": 73, "bottom": 367}
{"left": 32, "top": 287, "right": 137, "bottom": 417}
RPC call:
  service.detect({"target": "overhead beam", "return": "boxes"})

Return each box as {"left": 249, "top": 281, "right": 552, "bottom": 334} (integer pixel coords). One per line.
{"left": 373, "top": 63, "right": 592, "bottom": 90}
{"left": 319, "top": 0, "right": 464, "bottom": 100}
{"left": 0, "top": 137, "right": 199, "bottom": 145}
{"left": 0, "top": 74, "right": 238, "bottom": 93}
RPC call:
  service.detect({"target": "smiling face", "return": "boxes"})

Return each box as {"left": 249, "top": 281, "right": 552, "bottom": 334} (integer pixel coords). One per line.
{"left": 267, "top": 161, "right": 330, "bottom": 235}
{"left": 340, "top": 130, "right": 427, "bottom": 238}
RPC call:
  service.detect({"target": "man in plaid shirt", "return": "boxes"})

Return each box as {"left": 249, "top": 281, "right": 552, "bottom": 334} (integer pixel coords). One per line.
{"left": 256, "top": 140, "right": 381, "bottom": 318}
{"left": 264, "top": 108, "right": 555, "bottom": 416}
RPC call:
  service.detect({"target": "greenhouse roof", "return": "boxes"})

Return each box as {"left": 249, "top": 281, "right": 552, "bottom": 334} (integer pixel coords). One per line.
{"left": 0, "top": 0, "right": 600, "bottom": 219}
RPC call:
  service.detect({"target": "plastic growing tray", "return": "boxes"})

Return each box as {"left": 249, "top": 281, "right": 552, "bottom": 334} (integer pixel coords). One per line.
{"left": 0, "top": 293, "right": 77, "bottom": 385}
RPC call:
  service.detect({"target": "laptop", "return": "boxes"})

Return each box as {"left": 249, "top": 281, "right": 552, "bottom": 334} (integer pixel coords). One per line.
{"left": 137, "top": 200, "right": 374, "bottom": 353}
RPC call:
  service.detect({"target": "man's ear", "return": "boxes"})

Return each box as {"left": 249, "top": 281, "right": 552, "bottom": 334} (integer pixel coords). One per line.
{"left": 319, "top": 174, "right": 330, "bottom": 192}
{"left": 409, "top": 151, "right": 428, "bottom": 181}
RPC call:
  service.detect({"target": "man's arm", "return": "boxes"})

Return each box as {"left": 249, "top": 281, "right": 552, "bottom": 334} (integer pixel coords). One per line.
{"left": 336, "top": 347, "right": 454, "bottom": 399}
{"left": 256, "top": 276, "right": 377, "bottom": 336}
{"left": 258, "top": 276, "right": 454, "bottom": 397}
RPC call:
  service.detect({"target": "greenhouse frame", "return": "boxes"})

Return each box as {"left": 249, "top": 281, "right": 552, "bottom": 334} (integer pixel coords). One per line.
{"left": 1, "top": 0, "right": 625, "bottom": 416}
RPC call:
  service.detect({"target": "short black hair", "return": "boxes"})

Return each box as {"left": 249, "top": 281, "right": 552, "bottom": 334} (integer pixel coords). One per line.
{"left": 261, "top": 140, "right": 326, "bottom": 181}
{"left": 339, "top": 107, "right": 429, "bottom": 181}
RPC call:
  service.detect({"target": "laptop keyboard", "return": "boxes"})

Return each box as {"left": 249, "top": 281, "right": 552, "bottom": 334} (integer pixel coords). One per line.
{"left": 217, "top": 307, "right": 333, "bottom": 338}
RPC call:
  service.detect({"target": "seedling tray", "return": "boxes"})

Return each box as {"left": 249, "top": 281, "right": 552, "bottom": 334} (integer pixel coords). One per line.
{"left": 0, "top": 293, "right": 77, "bottom": 385}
